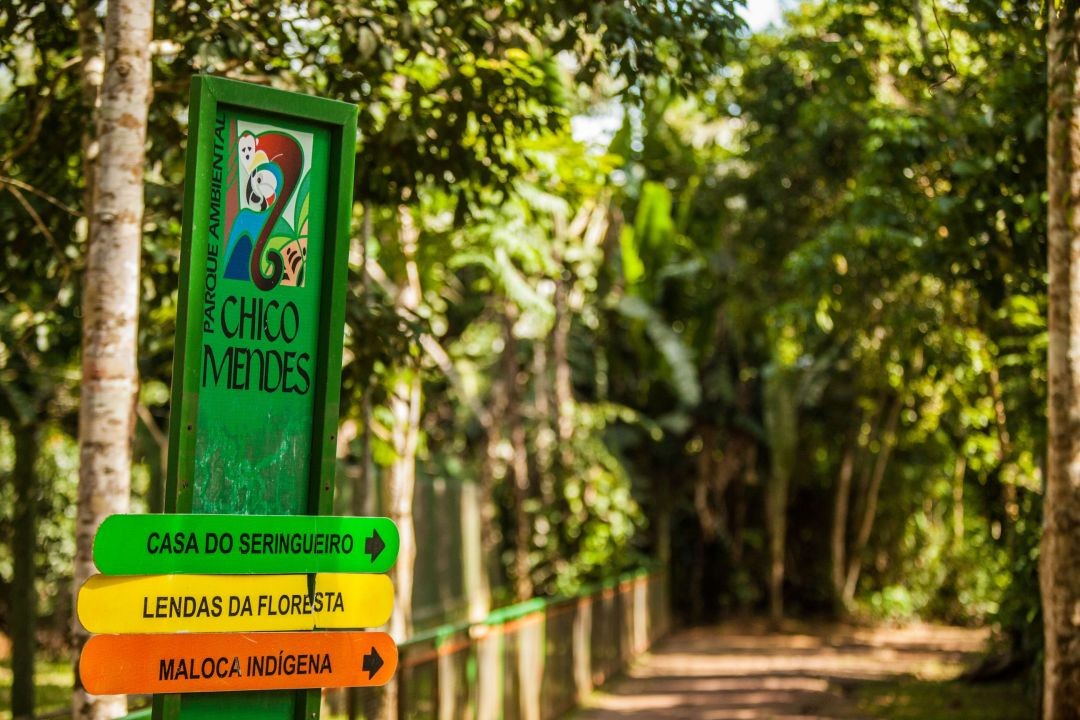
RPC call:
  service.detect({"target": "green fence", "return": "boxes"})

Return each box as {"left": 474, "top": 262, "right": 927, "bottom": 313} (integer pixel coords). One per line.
{"left": 119, "top": 569, "right": 668, "bottom": 720}
{"left": 389, "top": 569, "right": 669, "bottom": 720}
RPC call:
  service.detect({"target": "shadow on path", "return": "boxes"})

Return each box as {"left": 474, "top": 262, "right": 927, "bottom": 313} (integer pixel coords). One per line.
{"left": 568, "top": 620, "right": 990, "bottom": 720}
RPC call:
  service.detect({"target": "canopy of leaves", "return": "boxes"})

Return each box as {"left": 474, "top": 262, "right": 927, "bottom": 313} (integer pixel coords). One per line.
{"left": 0, "top": 0, "right": 1050, "bottom": 684}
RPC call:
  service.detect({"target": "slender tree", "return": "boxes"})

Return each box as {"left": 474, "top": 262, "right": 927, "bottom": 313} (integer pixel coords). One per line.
{"left": 380, "top": 203, "right": 423, "bottom": 719}
{"left": 830, "top": 427, "right": 857, "bottom": 608}
{"left": 10, "top": 420, "right": 38, "bottom": 720}
{"left": 72, "top": 1, "right": 153, "bottom": 718}
{"left": 1044, "top": 2, "right": 1080, "bottom": 716}
{"left": 842, "top": 397, "right": 902, "bottom": 605}
{"left": 763, "top": 367, "right": 797, "bottom": 624}
{"left": 503, "top": 303, "right": 534, "bottom": 601}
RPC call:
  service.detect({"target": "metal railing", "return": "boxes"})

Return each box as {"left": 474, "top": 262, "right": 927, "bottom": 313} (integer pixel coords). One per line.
{"left": 393, "top": 569, "right": 670, "bottom": 720}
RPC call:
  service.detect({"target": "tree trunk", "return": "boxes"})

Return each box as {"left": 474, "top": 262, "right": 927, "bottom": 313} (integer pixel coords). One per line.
{"left": 988, "top": 363, "right": 1019, "bottom": 549}
{"left": 552, "top": 258, "right": 574, "bottom": 464}
{"left": 911, "top": 0, "right": 933, "bottom": 64}
{"left": 763, "top": 370, "right": 797, "bottom": 626}
{"left": 654, "top": 475, "right": 672, "bottom": 567}
{"left": 135, "top": 403, "right": 167, "bottom": 512}
{"left": 951, "top": 453, "right": 966, "bottom": 547}
{"left": 359, "top": 201, "right": 375, "bottom": 518}
{"left": 76, "top": 0, "right": 102, "bottom": 238}
{"left": 347, "top": 203, "right": 376, "bottom": 720}
{"left": 359, "top": 394, "right": 374, "bottom": 516}
{"left": 694, "top": 425, "right": 719, "bottom": 541}
{"left": 532, "top": 336, "right": 556, "bottom": 506}
{"left": 730, "top": 443, "right": 754, "bottom": 568}
{"left": 477, "top": 377, "right": 505, "bottom": 620}
{"left": 74, "top": 2, "right": 152, "bottom": 717}
{"left": 842, "top": 397, "right": 902, "bottom": 605}
{"left": 11, "top": 422, "right": 39, "bottom": 720}
{"left": 461, "top": 466, "right": 490, "bottom": 624}
{"left": 690, "top": 530, "right": 705, "bottom": 623}
{"left": 830, "top": 429, "right": 857, "bottom": 608}
{"left": 503, "top": 304, "right": 533, "bottom": 601}
{"left": 475, "top": 305, "right": 511, "bottom": 622}
{"left": 380, "top": 204, "right": 422, "bottom": 720}
{"left": 1044, "top": 4, "right": 1080, "bottom": 715}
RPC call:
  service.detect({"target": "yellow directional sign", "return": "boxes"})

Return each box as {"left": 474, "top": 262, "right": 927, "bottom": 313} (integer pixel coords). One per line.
{"left": 78, "top": 573, "right": 393, "bottom": 634}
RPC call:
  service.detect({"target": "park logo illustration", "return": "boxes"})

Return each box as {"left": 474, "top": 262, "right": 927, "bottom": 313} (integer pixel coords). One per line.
{"left": 222, "top": 119, "right": 314, "bottom": 290}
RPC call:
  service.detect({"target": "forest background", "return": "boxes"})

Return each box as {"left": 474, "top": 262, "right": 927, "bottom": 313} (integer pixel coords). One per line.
{"left": 0, "top": 0, "right": 1060, "bottom": 718}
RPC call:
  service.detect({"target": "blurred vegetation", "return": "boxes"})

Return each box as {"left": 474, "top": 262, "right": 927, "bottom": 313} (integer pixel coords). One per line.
{"left": 855, "top": 677, "right": 1030, "bottom": 720}
{"left": 0, "top": 659, "right": 82, "bottom": 717}
{"left": 0, "top": 0, "right": 1049, "bottom": 713}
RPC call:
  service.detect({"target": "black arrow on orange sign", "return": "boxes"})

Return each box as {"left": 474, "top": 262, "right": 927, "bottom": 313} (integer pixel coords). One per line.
{"left": 362, "top": 647, "right": 384, "bottom": 679}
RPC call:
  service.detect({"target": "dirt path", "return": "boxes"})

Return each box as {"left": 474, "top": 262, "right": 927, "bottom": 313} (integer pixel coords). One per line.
{"left": 570, "top": 620, "right": 990, "bottom": 720}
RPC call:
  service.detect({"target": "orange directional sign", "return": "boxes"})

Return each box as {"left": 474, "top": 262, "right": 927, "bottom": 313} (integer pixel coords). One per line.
{"left": 78, "top": 574, "right": 393, "bottom": 634}
{"left": 80, "top": 631, "right": 397, "bottom": 695}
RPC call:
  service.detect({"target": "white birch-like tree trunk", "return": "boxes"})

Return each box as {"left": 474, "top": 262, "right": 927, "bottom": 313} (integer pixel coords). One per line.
{"left": 73, "top": 1, "right": 152, "bottom": 718}
{"left": 76, "top": 0, "right": 103, "bottom": 229}
{"left": 380, "top": 204, "right": 422, "bottom": 719}
{"left": 1044, "top": 3, "right": 1080, "bottom": 716}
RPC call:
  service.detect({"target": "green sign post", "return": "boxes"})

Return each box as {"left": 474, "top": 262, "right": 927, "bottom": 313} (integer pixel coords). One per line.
{"left": 155, "top": 76, "right": 360, "bottom": 720}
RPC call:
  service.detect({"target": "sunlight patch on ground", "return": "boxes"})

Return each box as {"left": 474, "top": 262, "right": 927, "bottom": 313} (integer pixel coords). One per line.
{"left": 572, "top": 621, "right": 1028, "bottom": 720}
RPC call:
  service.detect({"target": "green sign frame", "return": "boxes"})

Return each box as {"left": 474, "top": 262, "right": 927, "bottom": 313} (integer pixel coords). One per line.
{"left": 158, "top": 76, "right": 358, "bottom": 720}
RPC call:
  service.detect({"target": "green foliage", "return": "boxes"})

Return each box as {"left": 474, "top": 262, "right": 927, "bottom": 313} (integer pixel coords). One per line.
{"left": 306, "top": 0, "right": 744, "bottom": 204}
{"left": 0, "top": 1, "right": 1050, "bottom": 703}
{"left": 615, "top": 296, "right": 701, "bottom": 408}
{"left": 855, "top": 677, "right": 1031, "bottom": 720}
{"left": 0, "top": 425, "right": 77, "bottom": 650}
{"left": 588, "top": 0, "right": 1048, "bottom": 646}
{"left": 0, "top": 659, "right": 79, "bottom": 716}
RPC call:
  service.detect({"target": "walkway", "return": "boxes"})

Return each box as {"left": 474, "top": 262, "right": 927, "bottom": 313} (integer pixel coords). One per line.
{"left": 571, "top": 620, "right": 991, "bottom": 719}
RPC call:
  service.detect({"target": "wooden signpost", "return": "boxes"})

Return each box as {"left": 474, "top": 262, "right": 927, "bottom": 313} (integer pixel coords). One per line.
{"left": 75, "top": 76, "right": 394, "bottom": 720}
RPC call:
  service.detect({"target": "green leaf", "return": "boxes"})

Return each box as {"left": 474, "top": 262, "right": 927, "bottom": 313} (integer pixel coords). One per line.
{"left": 634, "top": 181, "right": 674, "bottom": 259}
{"left": 616, "top": 296, "right": 701, "bottom": 407}
{"left": 620, "top": 226, "right": 645, "bottom": 286}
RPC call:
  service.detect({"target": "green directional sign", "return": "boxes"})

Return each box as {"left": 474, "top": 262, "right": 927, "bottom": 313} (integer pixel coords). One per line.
{"left": 149, "top": 77, "right": 360, "bottom": 720}
{"left": 94, "top": 515, "right": 398, "bottom": 575}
